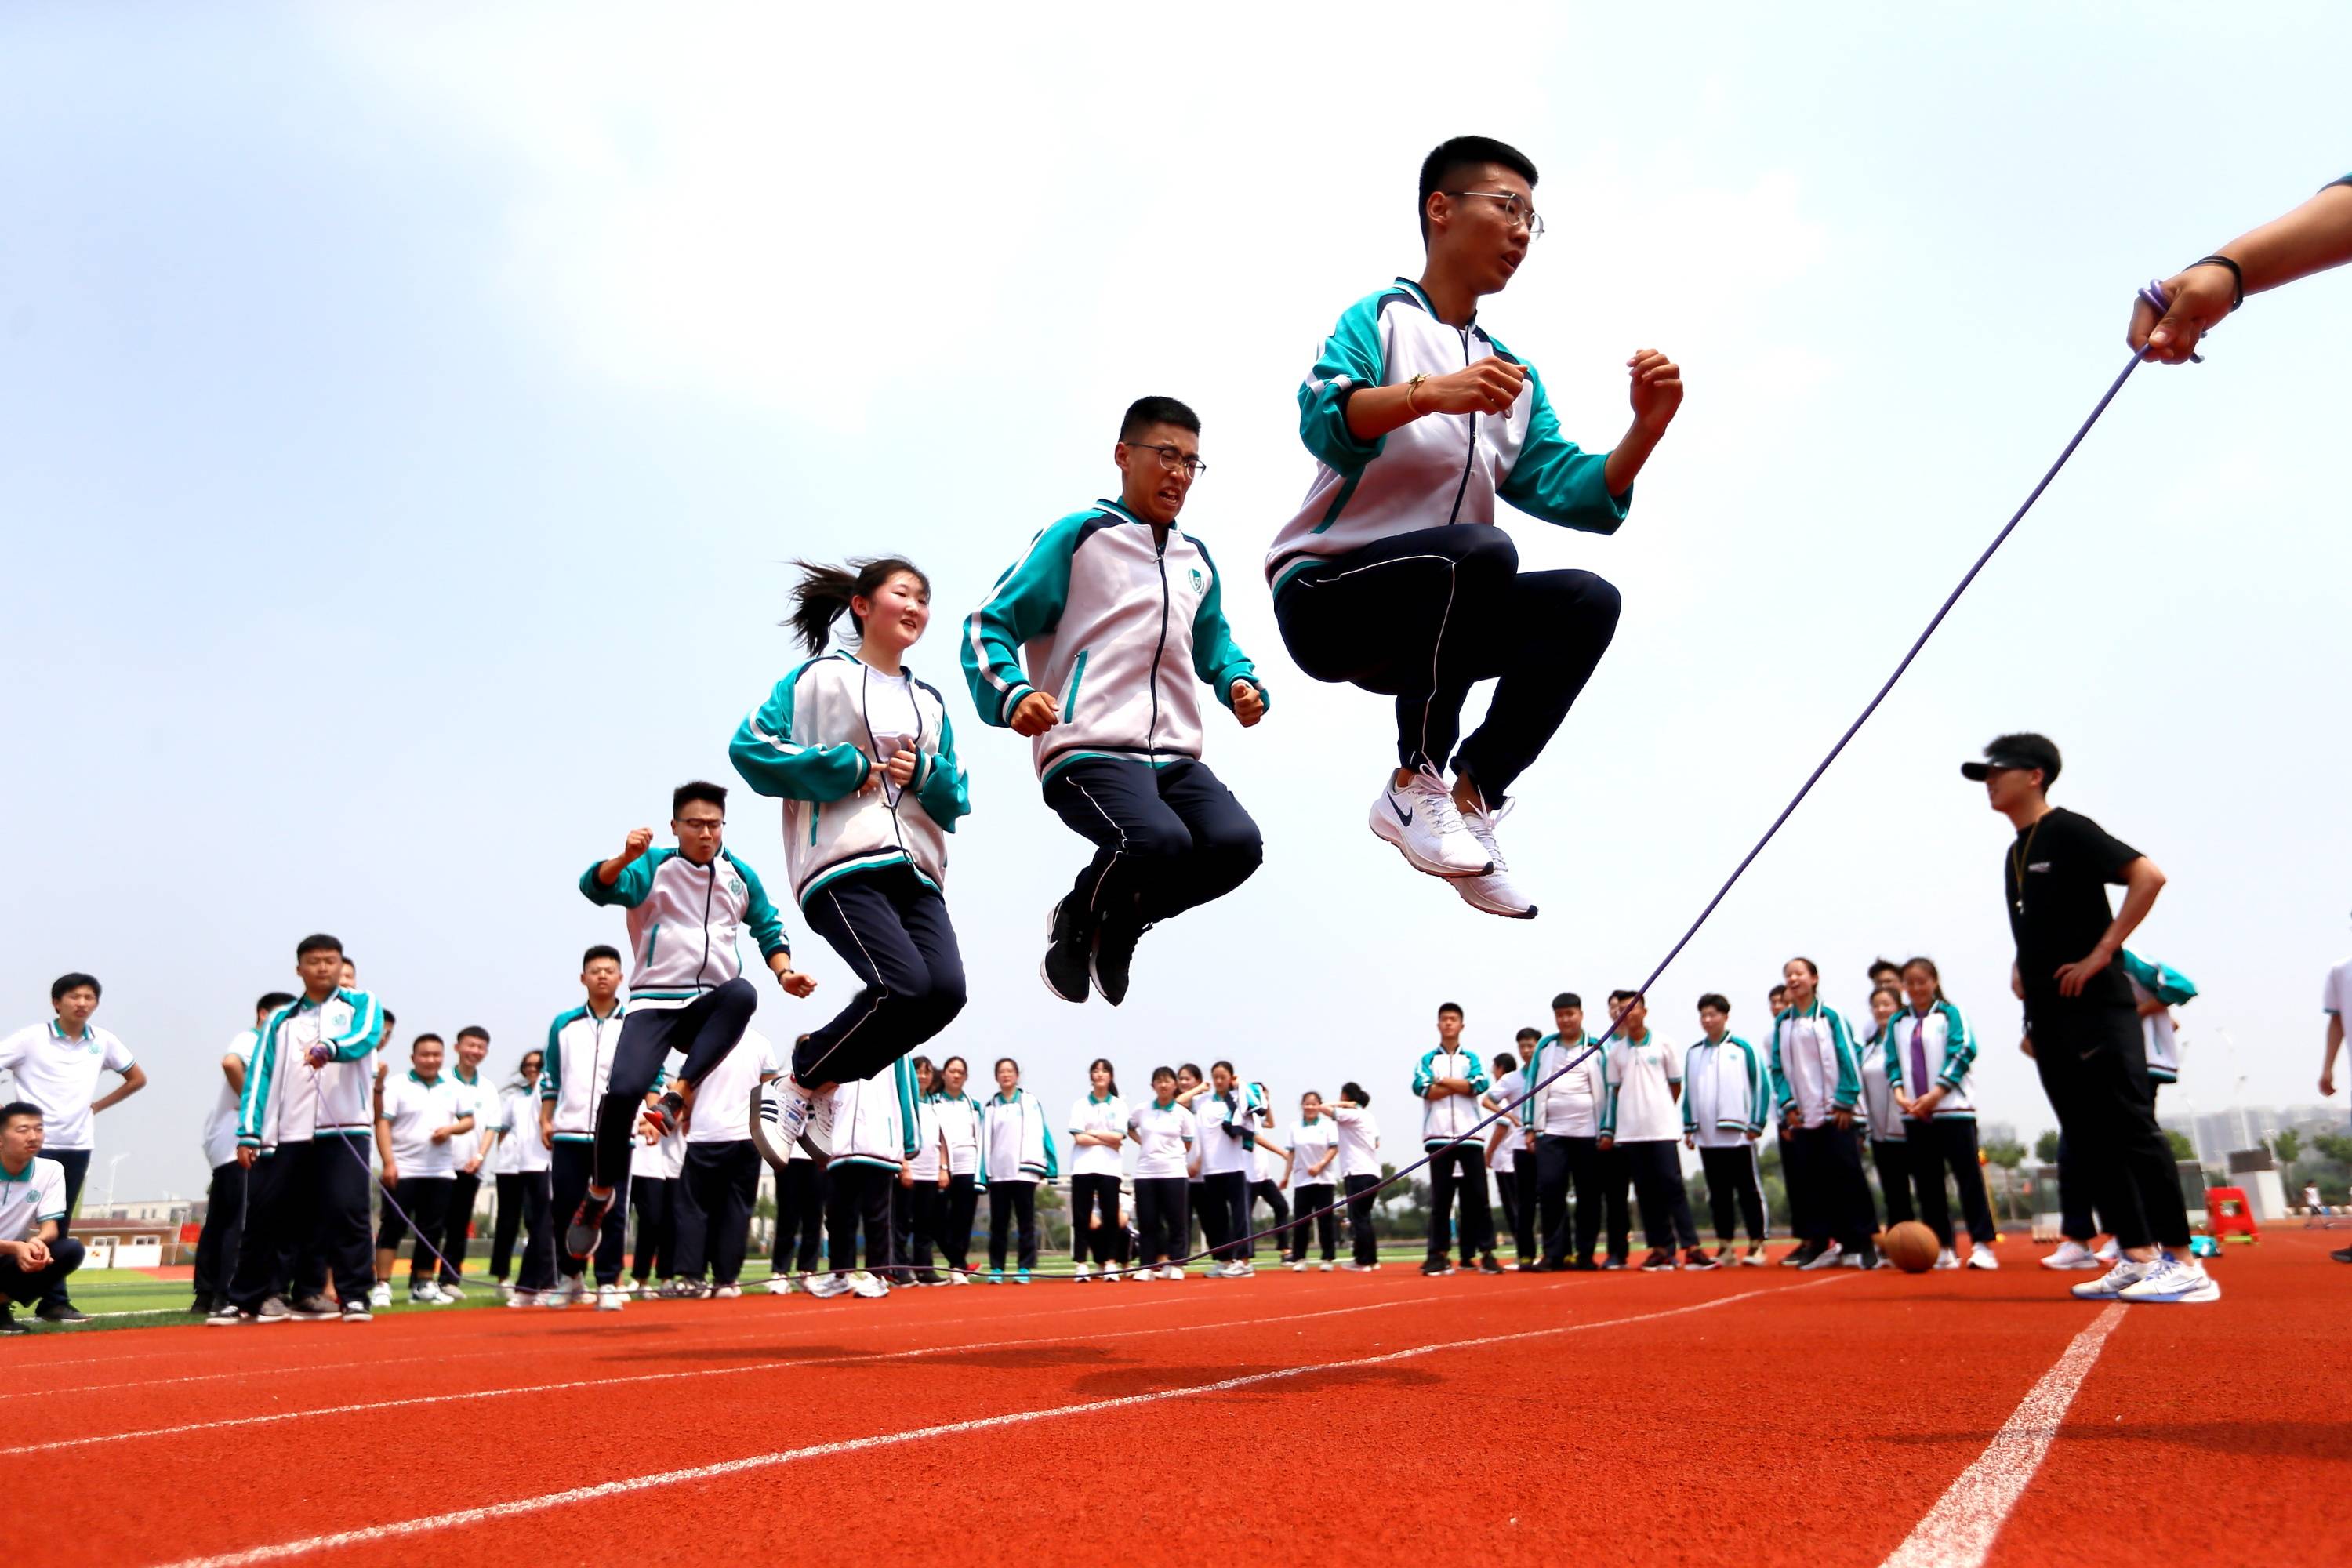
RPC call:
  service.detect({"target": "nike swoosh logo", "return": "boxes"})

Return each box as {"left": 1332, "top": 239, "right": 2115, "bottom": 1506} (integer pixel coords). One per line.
{"left": 1388, "top": 794, "right": 1413, "bottom": 826}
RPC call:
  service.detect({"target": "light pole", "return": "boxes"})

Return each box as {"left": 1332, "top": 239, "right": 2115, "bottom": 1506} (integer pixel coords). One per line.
{"left": 104, "top": 1152, "right": 129, "bottom": 1213}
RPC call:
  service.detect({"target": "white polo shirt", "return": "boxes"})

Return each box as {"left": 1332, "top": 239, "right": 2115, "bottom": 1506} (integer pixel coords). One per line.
{"left": 1253, "top": 1139, "right": 1289, "bottom": 1185}
{"left": 1194, "top": 1091, "right": 1254, "bottom": 1177}
{"left": 0, "top": 1021, "right": 136, "bottom": 1152}
{"left": 1068, "top": 1093, "right": 1129, "bottom": 1178}
{"left": 1603, "top": 1031, "right": 1682, "bottom": 1143}
{"left": 685, "top": 1029, "right": 779, "bottom": 1145}
{"left": 201, "top": 1029, "right": 261, "bottom": 1171}
{"left": 1288, "top": 1117, "right": 1338, "bottom": 1186}
{"left": 447, "top": 1069, "right": 494, "bottom": 1174}
{"left": 379, "top": 1071, "right": 470, "bottom": 1180}
{"left": 1330, "top": 1105, "right": 1382, "bottom": 1180}
{"left": 0, "top": 1156, "right": 68, "bottom": 1243}
{"left": 1127, "top": 1101, "right": 1196, "bottom": 1179}
{"left": 2326, "top": 956, "right": 2352, "bottom": 1029}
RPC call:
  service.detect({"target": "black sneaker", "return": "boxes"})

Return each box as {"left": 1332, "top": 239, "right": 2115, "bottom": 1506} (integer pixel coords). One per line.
{"left": 1040, "top": 898, "right": 1091, "bottom": 1004}
{"left": 1783, "top": 1240, "right": 1825, "bottom": 1269}
{"left": 0, "top": 1307, "right": 28, "bottom": 1336}
{"left": 34, "top": 1302, "right": 91, "bottom": 1324}
{"left": 1570, "top": 1256, "right": 1599, "bottom": 1272}
{"left": 1682, "top": 1247, "right": 1719, "bottom": 1270}
{"left": 187, "top": 1298, "right": 213, "bottom": 1315}
{"left": 2331, "top": 1246, "right": 2352, "bottom": 1265}
{"left": 1600, "top": 1255, "right": 1628, "bottom": 1272}
{"left": 1478, "top": 1254, "right": 1504, "bottom": 1276}
{"left": 289, "top": 1294, "right": 338, "bottom": 1321}
{"left": 565, "top": 1189, "right": 614, "bottom": 1261}
{"left": 642, "top": 1092, "right": 684, "bottom": 1140}
{"left": 1420, "top": 1260, "right": 1456, "bottom": 1276}
{"left": 1090, "top": 917, "right": 1148, "bottom": 1007}
{"left": 1639, "top": 1249, "right": 1676, "bottom": 1272}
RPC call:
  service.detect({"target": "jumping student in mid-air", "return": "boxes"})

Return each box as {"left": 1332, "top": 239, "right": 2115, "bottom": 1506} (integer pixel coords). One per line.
{"left": 735, "top": 557, "right": 970, "bottom": 1164}
{"left": 571, "top": 784, "right": 811, "bottom": 1264}
{"left": 963, "top": 396, "right": 1269, "bottom": 1007}
{"left": 1681, "top": 994, "right": 1769, "bottom": 1267}
{"left": 1268, "top": 135, "right": 1683, "bottom": 920}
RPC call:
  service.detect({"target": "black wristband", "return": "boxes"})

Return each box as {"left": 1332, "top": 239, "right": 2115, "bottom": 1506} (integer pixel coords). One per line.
{"left": 2190, "top": 254, "right": 2244, "bottom": 311}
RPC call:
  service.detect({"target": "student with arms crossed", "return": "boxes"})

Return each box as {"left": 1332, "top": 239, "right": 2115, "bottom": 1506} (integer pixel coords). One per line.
{"left": 1269, "top": 136, "right": 1682, "bottom": 919}
{"left": 964, "top": 397, "right": 1268, "bottom": 1007}
{"left": 1067, "top": 1058, "right": 1129, "bottom": 1283}
{"left": 1414, "top": 1004, "right": 1500, "bottom": 1276}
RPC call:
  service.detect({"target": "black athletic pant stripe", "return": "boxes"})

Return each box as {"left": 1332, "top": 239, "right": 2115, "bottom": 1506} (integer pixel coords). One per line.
{"left": 1275, "top": 524, "right": 1621, "bottom": 799}
{"left": 1044, "top": 757, "right": 1263, "bottom": 932}
{"left": 793, "top": 865, "right": 967, "bottom": 1088}
{"left": 592, "top": 978, "right": 757, "bottom": 1192}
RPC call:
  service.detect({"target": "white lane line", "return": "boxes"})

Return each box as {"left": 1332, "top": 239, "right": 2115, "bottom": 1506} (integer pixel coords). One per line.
{"left": 5, "top": 1287, "right": 1494, "bottom": 1456}
{"left": 152, "top": 1277, "right": 1842, "bottom": 1568}
{"left": 1878, "top": 1303, "right": 2127, "bottom": 1568}
{"left": 4, "top": 1276, "right": 1320, "bottom": 1401}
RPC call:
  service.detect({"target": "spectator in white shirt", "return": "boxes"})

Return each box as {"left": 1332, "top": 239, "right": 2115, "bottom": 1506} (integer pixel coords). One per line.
{"left": 485, "top": 1047, "right": 557, "bottom": 1305}
{"left": 0, "top": 972, "right": 147, "bottom": 1323}
{"left": 1599, "top": 990, "right": 1704, "bottom": 1271}
{"left": 430, "top": 1026, "right": 497, "bottom": 1300}
{"left": 372, "top": 1034, "right": 477, "bottom": 1305}
{"left": 1067, "top": 1058, "right": 1129, "bottom": 1282}
{"left": 0, "top": 1103, "right": 84, "bottom": 1335}
{"left": 1328, "top": 1081, "right": 1385, "bottom": 1269}
{"left": 1483, "top": 1029, "right": 1543, "bottom": 1267}
{"left": 670, "top": 1028, "right": 779, "bottom": 1298}
{"left": 1245, "top": 1089, "right": 1294, "bottom": 1265}
{"left": 1125, "top": 1067, "right": 1196, "bottom": 1279}
{"left": 924, "top": 1054, "right": 983, "bottom": 1283}
{"left": 897, "top": 1056, "right": 953, "bottom": 1285}
{"left": 190, "top": 992, "right": 294, "bottom": 1316}
{"left": 1285, "top": 1090, "right": 1341, "bottom": 1269}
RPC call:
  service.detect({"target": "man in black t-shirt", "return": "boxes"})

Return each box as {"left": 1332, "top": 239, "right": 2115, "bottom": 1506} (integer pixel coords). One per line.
{"left": 1965, "top": 733, "right": 2216, "bottom": 1305}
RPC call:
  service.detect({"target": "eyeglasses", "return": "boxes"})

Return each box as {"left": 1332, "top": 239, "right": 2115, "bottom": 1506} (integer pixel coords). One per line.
{"left": 675, "top": 818, "right": 726, "bottom": 832}
{"left": 1125, "top": 441, "right": 1207, "bottom": 477}
{"left": 1444, "top": 190, "right": 1544, "bottom": 239}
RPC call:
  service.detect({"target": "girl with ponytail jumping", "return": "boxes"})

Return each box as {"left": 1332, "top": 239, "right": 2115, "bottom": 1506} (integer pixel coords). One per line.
{"left": 733, "top": 557, "right": 972, "bottom": 1169}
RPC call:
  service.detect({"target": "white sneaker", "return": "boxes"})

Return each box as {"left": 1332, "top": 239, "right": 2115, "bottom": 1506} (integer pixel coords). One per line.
{"left": 2117, "top": 1254, "right": 2220, "bottom": 1304}
{"left": 368, "top": 1281, "right": 393, "bottom": 1309}
{"left": 408, "top": 1283, "right": 446, "bottom": 1305}
{"left": 595, "top": 1283, "right": 626, "bottom": 1312}
{"left": 1319, "top": 1260, "right": 1335, "bottom": 1272}
{"left": 2041, "top": 1240, "right": 2102, "bottom": 1270}
{"left": 712, "top": 1283, "right": 742, "bottom": 1299}
{"left": 945, "top": 1270, "right": 971, "bottom": 1287}
{"left": 1965, "top": 1245, "right": 2000, "bottom": 1271}
{"left": 2094, "top": 1238, "right": 2121, "bottom": 1263}
{"left": 436, "top": 1281, "right": 467, "bottom": 1301}
{"left": 1073, "top": 1261, "right": 1094, "bottom": 1283}
{"left": 505, "top": 1289, "right": 538, "bottom": 1308}
{"left": 764, "top": 1276, "right": 797, "bottom": 1296}
{"left": 1099, "top": 1263, "right": 1120, "bottom": 1281}
{"left": 2070, "top": 1257, "right": 2152, "bottom": 1300}
{"left": 804, "top": 1272, "right": 852, "bottom": 1299}
{"left": 1931, "top": 1248, "right": 1962, "bottom": 1271}
{"left": 1740, "top": 1246, "right": 1769, "bottom": 1267}
{"left": 753, "top": 1076, "right": 828, "bottom": 1167}
{"left": 848, "top": 1270, "right": 891, "bottom": 1299}
{"left": 1290, "top": 1260, "right": 1308, "bottom": 1272}
{"left": 1162, "top": 1265, "right": 1186, "bottom": 1281}
{"left": 1452, "top": 797, "right": 1537, "bottom": 918}
{"left": 1369, "top": 765, "right": 1492, "bottom": 879}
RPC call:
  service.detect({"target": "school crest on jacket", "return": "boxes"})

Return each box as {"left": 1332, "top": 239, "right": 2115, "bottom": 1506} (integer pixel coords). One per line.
{"left": 962, "top": 499, "right": 1267, "bottom": 785}
{"left": 730, "top": 650, "right": 971, "bottom": 905}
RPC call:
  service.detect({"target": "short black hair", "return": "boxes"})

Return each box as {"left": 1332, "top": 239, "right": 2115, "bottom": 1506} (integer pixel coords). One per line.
{"left": 583, "top": 944, "right": 622, "bottom": 969}
{"left": 382, "top": 1009, "right": 397, "bottom": 1029}
{"left": 1341, "top": 1080, "right": 1370, "bottom": 1106}
{"left": 49, "top": 972, "right": 100, "bottom": 1004}
{"left": 1985, "top": 731, "right": 2063, "bottom": 788}
{"left": 1698, "top": 993, "right": 1731, "bottom": 1014}
{"left": 296, "top": 933, "right": 343, "bottom": 960}
{"left": 673, "top": 780, "right": 728, "bottom": 817}
{"left": 257, "top": 991, "right": 296, "bottom": 1013}
{"left": 1551, "top": 991, "right": 1581, "bottom": 1011}
{"left": 1869, "top": 957, "right": 1902, "bottom": 978}
{"left": 1515, "top": 1027, "right": 1542, "bottom": 1044}
{"left": 412, "top": 1033, "right": 445, "bottom": 1049}
{"left": 1, "top": 1102, "right": 42, "bottom": 1128}
{"left": 1418, "top": 135, "right": 1538, "bottom": 242}
{"left": 1492, "top": 1052, "right": 1518, "bottom": 1075}
{"left": 1120, "top": 395, "right": 1200, "bottom": 441}
{"left": 456, "top": 1026, "right": 490, "bottom": 1045}
{"left": 1609, "top": 989, "right": 1646, "bottom": 1007}
{"left": 1437, "top": 1001, "right": 1465, "bottom": 1019}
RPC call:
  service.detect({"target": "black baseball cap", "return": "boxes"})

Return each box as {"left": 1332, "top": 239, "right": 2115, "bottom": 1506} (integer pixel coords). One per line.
{"left": 1960, "top": 733, "right": 2061, "bottom": 784}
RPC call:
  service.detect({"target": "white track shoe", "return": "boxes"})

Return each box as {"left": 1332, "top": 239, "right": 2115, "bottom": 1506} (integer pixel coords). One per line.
{"left": 1370, "top": 765, "right": 1492, "bottom": 879}
{"left": 752, "top": 1076, "right": 829, "bottom": 1169}
{"left": 1451, "top": 797, "right": 1537, "bottom": 919}
{"left": 2041, "top": 1239, "right": 2101, "bottom": 1271}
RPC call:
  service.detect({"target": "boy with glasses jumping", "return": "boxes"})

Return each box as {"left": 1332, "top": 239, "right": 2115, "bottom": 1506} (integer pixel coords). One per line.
{"left": 964, "top": 396, "right": 1269, "bottom": 1007}
{"left": 1267, "top": 135, "right": 1683, "bottom": 920}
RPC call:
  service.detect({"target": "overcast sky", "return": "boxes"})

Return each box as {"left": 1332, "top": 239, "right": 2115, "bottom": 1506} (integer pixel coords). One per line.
{"left": 5, "top": 3, "right": 2347, "bottom": 1200}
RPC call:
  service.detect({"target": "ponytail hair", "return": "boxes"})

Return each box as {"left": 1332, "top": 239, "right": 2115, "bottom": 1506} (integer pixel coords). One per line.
{"left": 786, "top": 557, "right": 930, "bottom": 655}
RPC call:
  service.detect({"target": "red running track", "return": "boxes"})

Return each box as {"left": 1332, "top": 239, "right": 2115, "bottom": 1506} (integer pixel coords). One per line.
{"left": 14, "top": 1236, "right": 2342, "bottom": 1568}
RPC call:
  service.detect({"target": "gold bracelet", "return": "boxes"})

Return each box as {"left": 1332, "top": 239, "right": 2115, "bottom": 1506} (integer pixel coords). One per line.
{"left": 1405, "top": 372, "right": 1428, "bottom": 414}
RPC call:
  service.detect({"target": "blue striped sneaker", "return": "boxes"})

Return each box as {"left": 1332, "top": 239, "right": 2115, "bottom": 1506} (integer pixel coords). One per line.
{"left": 2070, "top": 1257, "right": 2151, "bottom": 1299}
{"left": 2117, "top": 1254, "right": 2220, "bottom": 1304}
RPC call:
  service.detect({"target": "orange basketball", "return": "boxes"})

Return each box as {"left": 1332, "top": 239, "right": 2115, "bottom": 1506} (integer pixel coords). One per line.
{"left": 1881, "top": 1221, "right": 1939, "bottom": 1273}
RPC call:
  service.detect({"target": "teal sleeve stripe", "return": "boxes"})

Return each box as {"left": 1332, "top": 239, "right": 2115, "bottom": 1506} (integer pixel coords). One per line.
{"left": 732, "top": 853, "right": 790, "bottom": 958}
{"left": 238, "top": 1007, "right": 289, "bottom": 1141}
{"left": 580, "top": 850, "right": 657, "bottom": 909}
{"left": 1184, "top": 535, "right": 1265, "bottom": 709}
{"left": 961, "top": 513, "right": 1084, "bottom": 724}
{"left": 1766, "top": 1019, "right": 1793, "bottom": 1112}
{"left": 730, "top": 666, "right": 873, "bottom": 804}
{"left": 328, "top": 989, "right": 383, "bottom": 1061}
{"left": 916, "top": 706, "right": 972, "bottom": 830}
{"left": 1828, "top": 1010, "right": 1861, "bottom": 1107}
{"left": 1410, "top": 1049, "right": 1436, "bottom": 1096}
{"left": 895, "top": 1056, "right": 920, "bottom": 1160}
{"left": 1495, "top": 360, "right": 1632, "bottom": 534}
{"left": 1939, "top": 1002, "right": 1976, "bottom": 1089}
{"left": 542, "top": 1013, "right": 569, "bottom": 1091}
{"left": 1297, "top": 293, "right": 1388, "bottom": 475}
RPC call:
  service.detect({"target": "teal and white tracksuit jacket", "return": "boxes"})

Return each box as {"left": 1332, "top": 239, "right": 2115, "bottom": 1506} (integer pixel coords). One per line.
{"left": 729, "top": 649, "right": 972, "bottom": 905}
{"left": 827, "top": 1057, "right": 920, "bottom": 1174}
{"left": 1882, "top": 1000, "right": 1980, "bottom": 1119}
{"left": 980, "top": 1088, "right": 1060, "bottom": 1185}
{"left": 962, "top": 498, "right": 1269, "bottom": 786}
{"left": 1266, "top": 278, "right": 1632, "bottom": 594}
{"left": 576, "top": 846, "right": 789, "bottom": 1010}
{"left": 1681, "top": 1034, "right": 1769, "bottom": 1148}
{"left": 238, "top": 988, "right": 385, "bottom": 1149}
{"left": 1766, "top": 1004, "right": 1862, "bottom": 1130}
{"left": 1412, "top": 1045, "right": 1492, "bottom": 1149}
{"left": 1516, "top": 1032, "right": 1610, "bottom": 1138}
{"left": 540, "top": 1003, "right": 634, "bottom": 1145}
{"left": 2119, "top": 950, "right": 2197, "bottom": 1084}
